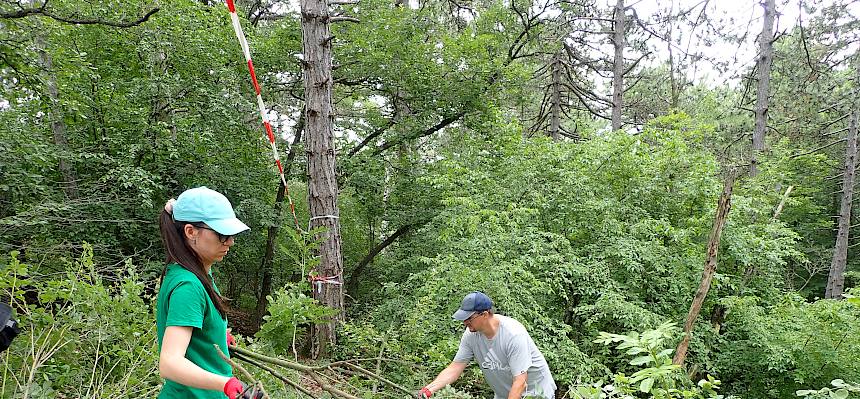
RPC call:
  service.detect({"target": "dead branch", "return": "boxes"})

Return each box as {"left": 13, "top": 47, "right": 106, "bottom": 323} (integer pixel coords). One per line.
{"left": 226, "top": 345, "right": 415, "bottom": 399}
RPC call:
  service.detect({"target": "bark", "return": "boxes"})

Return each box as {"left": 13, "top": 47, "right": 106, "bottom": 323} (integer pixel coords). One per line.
{"left": 771, "top": 185, "right": 794, "bottom": 220}
{"left": 549, "top": 52, "right": 562, "bottom": 141}
{"left": 254, "top": 116, "right": 305, "bottom": 328}
{"left": 300, "top": 0, "right": 343, "bottom": 359}
{"left": 151, "top": 48, "right": 177, "bottom": 141}
{"left": 825, "top": 109, "right": 858, "bottom": 299}
{"left": 667, "top": 16, "right": 679, "bottom": 110}
{"left": 751, "top": 0, "right": 776, "bottom": 177}
{"left": 611, "top": 0, "right": 625, "bottom": 131}
{"left": 37, "top": 35, "right": 78, "bottom": 200}
{"left": 674, "top": 175, "right": 735, "bottom": 366}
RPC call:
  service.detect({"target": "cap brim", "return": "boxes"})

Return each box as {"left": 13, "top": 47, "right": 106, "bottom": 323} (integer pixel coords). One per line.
{"left": 452, "top": 309, "right": 476, "bottom": 321}
{"left": 206, "top": 218, "right": 250, "bottom": 235}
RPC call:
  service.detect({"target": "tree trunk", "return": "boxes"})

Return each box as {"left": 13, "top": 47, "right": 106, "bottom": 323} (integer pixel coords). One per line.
{"left": 549, "top": 52, "right": 562, "bottom": 141}
{"left": 37, "top": 35, "right": 79, "bottom": 200}
{"left": 751, "top": 0, "right": 775, "bottom": 177}
{"left": 825, "top": 108, "right": 858, "bottom": 299}
{"left": 667, "top": 12, "right": 679, "bottom": 110}
{"left": 300, "top": 0, "right": 343, "bottom": 359}
{"left": 674, "top": 174, "right": 735, "bottom": 366}
{"left": 254, "top": 116, "right": 305, "bottom": 328}
{"left": 611, "top": 0, "right": 625, "bottom": 131}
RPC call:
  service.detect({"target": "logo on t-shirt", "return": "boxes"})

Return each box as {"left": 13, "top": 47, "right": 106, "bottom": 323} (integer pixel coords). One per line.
{"left": 480, "top": 348, "right": 510, "bottom": 371}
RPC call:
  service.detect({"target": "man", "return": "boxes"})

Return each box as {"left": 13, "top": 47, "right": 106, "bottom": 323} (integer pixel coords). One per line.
{"left": 417, "top": 291, "right": 556, "bottom": 399}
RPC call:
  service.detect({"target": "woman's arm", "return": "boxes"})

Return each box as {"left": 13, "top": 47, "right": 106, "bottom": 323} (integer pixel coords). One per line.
{"left": 159, "top": 326, "right": 231, "bottom": 391}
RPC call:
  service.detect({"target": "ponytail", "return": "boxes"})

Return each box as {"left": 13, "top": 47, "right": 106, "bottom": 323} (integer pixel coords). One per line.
{"left": 158, "top": 208, "right": 228, "bottom": 319}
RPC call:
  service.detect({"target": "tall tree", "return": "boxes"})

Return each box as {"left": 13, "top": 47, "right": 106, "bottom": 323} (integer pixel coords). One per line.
{"left": 751, "top": 0, "right": 776, "bottom": 177}
{"left": 36, "top": 33, "right": 78, "bottom": 200}
{"left": 825, "top": 75, "right": 858, "bottom": 299}
{"left": 301, "top": 0, "right": 344, "bottom": 358}
{"left": 610, "top": 0, "right": 625, "bottom": 131}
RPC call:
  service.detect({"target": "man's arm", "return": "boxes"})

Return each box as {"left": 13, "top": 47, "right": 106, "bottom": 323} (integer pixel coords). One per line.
{"left": 422, "top": 361, "right": 468, "bottom": 395}
{"left": 507, "top": 372, "right": 527, "bottom": 399}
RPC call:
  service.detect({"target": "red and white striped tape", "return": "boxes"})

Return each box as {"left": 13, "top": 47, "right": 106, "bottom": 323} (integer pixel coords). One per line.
{"left": 225, "top": 0, "right": 301, "bottom": 230}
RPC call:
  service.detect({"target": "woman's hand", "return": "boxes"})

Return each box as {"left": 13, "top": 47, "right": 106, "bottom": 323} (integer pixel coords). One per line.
{"left": 223, "top": 377, "right": 263, "bottom": 399}
{"left": 227, "top": 328, "right": 237, "bottom": 346}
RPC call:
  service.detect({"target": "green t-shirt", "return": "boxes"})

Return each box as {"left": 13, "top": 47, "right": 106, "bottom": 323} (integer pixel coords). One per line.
{"left": 156, "top": 263, "right": 231, "bottom": 399}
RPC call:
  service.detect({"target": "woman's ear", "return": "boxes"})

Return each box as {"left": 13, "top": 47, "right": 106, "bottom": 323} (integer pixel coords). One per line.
{"left": 183, "top": 224, "right": 197, "bottom": 241}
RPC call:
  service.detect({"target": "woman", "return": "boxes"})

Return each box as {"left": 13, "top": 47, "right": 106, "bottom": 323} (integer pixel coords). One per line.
{"left": 156, "top": 186, "right": 253, "bottom": 399}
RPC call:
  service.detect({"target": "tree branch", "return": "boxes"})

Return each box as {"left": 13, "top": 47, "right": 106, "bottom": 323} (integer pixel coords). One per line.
{"left": 347, "top": 224, "right": 414, "bottom": 292}
{"left": 1, "top": 4, "right": 160, "bottom": 28}
{"left": 372, "top": 111, "right": 467, "bottom": 156}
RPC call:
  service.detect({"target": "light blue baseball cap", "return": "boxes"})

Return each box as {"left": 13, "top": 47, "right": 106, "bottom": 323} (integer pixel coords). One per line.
{"left": 172, "top": 187, "right": 250, "bottom": 235}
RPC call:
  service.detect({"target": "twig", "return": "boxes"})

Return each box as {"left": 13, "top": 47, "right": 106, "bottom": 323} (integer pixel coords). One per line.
{"left": 232, "top": 351, "right": 318, "bottom": 398}
{"left": 341, "top": 362, "right": 414, "bottom": 396}
{"left": 308, "top": 370, "right": 362, "bottom": 399}
{"left": 772, "top": 185, "right": 794, "bottom": 220}
{"left": 230, "top": 346, "right": 314, "bottom": 372}
{"left": 215, "top": 345, "right": 270, "bottom": 399}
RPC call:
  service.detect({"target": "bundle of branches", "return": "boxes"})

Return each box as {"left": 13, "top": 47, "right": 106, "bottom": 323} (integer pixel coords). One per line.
{"left": 216, "top": 344, "right": 417, "bottom": 399}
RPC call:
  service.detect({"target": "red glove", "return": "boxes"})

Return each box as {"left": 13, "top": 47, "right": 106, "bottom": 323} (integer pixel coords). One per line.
{"left": 418, "top": 387, "right": 432, "bottom": 398}
{"left": 227, "top": 330, "right": 236, "bottom": 346}
{"left": 223, "top": 377, "right": 243, "bottom": 399}
{"left": 224, "top": 377, "right": 263, "bottom": 399}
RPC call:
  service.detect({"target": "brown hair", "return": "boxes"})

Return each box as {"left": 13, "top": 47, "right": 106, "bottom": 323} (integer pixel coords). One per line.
{"left": 158, "top": 210, "right": 228, "bottom": 319}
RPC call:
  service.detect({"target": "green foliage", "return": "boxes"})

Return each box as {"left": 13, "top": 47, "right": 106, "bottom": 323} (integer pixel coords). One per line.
{"left": 714, "top": 294, "right": 860, "bottom": 398}
{"left": 797, "top": 379, "right": 860, "bottom": 399}
{"left": 591, "top": 323, "right": 722, "bottom": 399}
{"left": 0, "top": 246, "right": 159, "bottom": 398}
{"left": 256, "top": 282, "right": 338, "bottom": 356}
{"left": 2, "top": 0, "right": 859, "bottom": 396}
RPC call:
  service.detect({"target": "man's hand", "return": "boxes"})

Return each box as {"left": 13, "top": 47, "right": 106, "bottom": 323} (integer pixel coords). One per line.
{"left": 413, "top": 386, "right": 432, "bottom": 399}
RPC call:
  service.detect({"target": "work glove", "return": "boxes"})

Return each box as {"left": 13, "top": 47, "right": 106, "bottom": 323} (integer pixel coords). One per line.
{"left": 413, "top": 387, "right": 432, "bottom": 399}
{"left": 223, "top": 377, "right": 264, "bottom": 399}
{"left": 227, "top": 328, "right": 237, "bottom": 346}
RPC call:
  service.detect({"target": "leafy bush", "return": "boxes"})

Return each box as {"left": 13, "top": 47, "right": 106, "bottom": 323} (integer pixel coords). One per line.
{"left": 255, "top": 282, "right": 337, "bottom": 357}
{"left": 584, "top": 322, "right": 723, "bottom": 399}
{"left": 714, "top": 294, "right": 860, "bottom": 398}
{"left": 796, "top": 379, "right": 860, "bottom": 399}
{"left": 0, "top": 245, "right": 159, "bottom": 399}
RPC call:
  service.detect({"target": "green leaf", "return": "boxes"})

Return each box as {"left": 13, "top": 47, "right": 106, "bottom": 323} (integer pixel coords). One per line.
{"left": 639, "top": 378, "right": 654, "bottom": 393}
{"left": 831, "top": 389, "right": 849, "bottom": 399}
{"left": 630, "top": 355, "right": 652, "bottom": 366}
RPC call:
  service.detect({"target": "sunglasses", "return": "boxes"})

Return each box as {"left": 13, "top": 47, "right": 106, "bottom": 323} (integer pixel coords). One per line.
{"left": 463, "top": 311, "right": 485, "bottom": 324}
{"left": 191, "top": 223, "right": 235, "bottom": 243}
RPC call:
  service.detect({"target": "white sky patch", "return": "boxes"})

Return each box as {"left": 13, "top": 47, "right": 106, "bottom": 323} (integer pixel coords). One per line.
{"left": 627, "top": 0, "right": 860, "bottom": 86}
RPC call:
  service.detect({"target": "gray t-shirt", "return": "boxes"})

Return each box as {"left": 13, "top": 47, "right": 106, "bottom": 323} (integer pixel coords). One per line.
{"left": 453, "top": 315, "right": 556, "bottom": 399}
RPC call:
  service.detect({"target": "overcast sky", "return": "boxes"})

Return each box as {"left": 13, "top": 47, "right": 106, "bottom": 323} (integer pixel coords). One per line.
{"left": 629, "top": 0, "right": 860, "bottom": 86}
